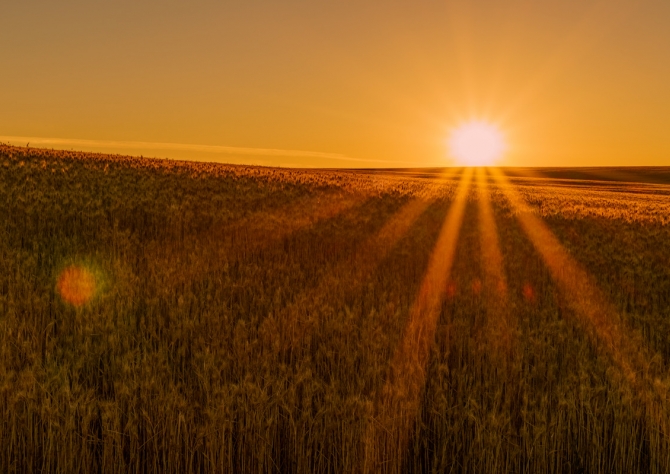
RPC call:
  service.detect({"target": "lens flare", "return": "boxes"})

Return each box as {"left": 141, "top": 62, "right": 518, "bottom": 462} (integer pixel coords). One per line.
{"left": 522, "top": 282, "right": 535, "bottom": 303}
{"left": 57, "top": 265, "right": 96, "bottom": 306}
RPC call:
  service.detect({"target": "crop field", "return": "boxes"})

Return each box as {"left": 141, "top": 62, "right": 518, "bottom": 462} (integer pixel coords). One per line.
{"left": 2, "top": 143, "right": 670, "bottom": 473}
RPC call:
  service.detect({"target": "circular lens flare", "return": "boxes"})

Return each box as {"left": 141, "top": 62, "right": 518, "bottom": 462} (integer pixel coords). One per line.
{"left": 448, "top": 121, "right": 506, "bottom": 166}
{"left": 57, "top": 265, "right": 96, "bottom": 306}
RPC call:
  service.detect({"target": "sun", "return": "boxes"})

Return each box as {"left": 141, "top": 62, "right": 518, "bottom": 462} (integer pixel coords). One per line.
{"left": 448, "top": 121, "right": 507, "bottom": 166}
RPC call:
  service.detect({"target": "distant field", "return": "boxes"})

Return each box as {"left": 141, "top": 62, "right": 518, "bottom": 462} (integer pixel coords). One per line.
{"left": 2, "top": 144, "right": 670, "bottom": 473}
{"left": 357, "top": 165, "right": 670, "bottom": 184}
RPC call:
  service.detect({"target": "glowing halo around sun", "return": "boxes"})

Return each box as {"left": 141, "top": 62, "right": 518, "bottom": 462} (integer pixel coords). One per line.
{"left": 448, "top": 121, "right": 507, "bottom": 166}
{"left": 57, "top": 265, "right": 97, "bottom": 306}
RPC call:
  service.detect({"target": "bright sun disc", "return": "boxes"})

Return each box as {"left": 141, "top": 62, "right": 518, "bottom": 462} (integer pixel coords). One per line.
{"left": 448, "top": 121, "right": 506, "bottom": 166}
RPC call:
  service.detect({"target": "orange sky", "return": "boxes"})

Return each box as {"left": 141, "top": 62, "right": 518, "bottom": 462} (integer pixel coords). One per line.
{"left": 2, "top": 1, "right": 669, "bottom": 168}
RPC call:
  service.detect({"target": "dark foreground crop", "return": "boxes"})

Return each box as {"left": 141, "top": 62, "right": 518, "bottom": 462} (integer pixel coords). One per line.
{"left": 1, "top": 145, "right": 670, "bottom": 473}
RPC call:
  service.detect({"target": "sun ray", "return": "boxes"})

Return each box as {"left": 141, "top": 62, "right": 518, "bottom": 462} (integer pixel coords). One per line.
{"left": 260, "top": 169, "right": 464, "bottom": 358}
{"left": 363, "top": 168, "right": 473, "bottom": 472}
{"left": 475, "top": 168, "right": 514, "bottom": 363}
{"left": 263, "top": 198, "right": 433, "bottom": 352}
{"left": 142, "top": 190, "right": 370, "bottom": 290}
{"left": 476, "top": 168, "right": 507, "bottom": 297}
{"left": 487, "top": 167, "right": 670, "bottom": 439}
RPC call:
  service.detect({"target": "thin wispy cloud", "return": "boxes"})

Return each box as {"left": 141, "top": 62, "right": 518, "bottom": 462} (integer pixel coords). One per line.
{"left": 0, "top": 136, "right": 401, "bottom": 165}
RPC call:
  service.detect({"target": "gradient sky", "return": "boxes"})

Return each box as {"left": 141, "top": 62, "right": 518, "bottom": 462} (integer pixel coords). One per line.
{"left": 2, "top": 1, "right": 669, "bottom": 167}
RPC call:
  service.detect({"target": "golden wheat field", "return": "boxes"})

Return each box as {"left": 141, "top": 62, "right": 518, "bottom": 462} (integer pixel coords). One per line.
{"left": 2, "top": 144, "right": 670, "bottom": 473}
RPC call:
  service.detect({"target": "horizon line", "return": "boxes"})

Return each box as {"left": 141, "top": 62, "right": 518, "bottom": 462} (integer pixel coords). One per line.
{"left": 1, "top": 136, "right": 668, "bottom": 170}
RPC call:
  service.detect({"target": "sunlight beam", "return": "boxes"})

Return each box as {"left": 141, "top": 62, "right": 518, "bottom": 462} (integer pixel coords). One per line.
{"left": 488, "top": 167, "right": 670, "bottom": 439}
{"left": 143, "top": 191, "right": 370, "bottom": 290}
{"left": 476, "top": 168, "right": 514, "bottom": 363}
{"left": 260, "top": 170, "right": 465, "bottom": 358}
{"left": 364, "top": 168, "right": 473, "bottom": 472}
{"left": 264, "top": 198, "right": 433, "bottom": 352}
